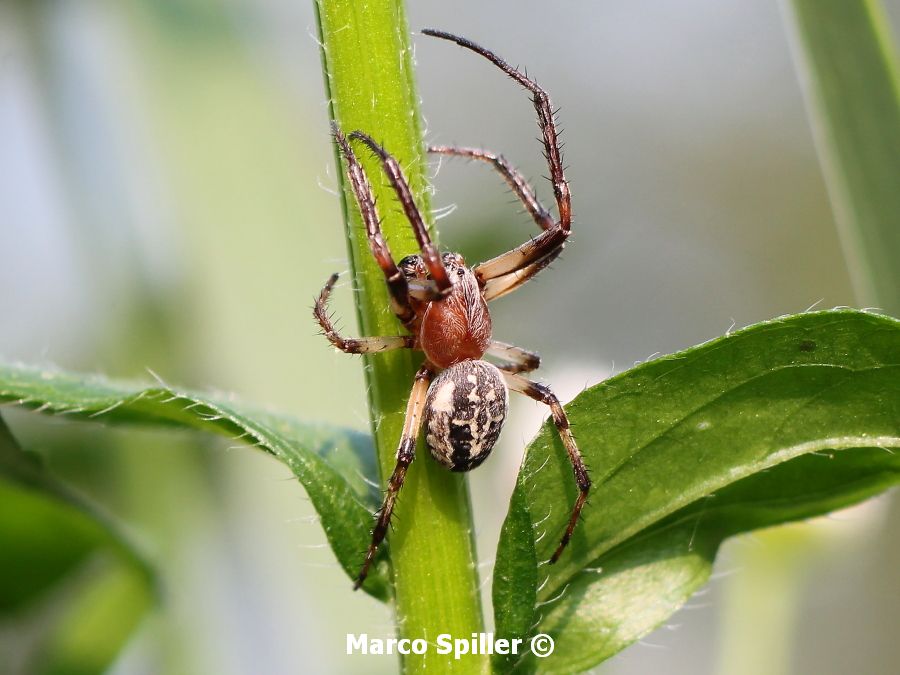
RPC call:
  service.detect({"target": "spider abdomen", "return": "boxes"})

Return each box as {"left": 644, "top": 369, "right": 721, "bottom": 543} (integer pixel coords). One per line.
{"left": 424, "top": 360, "right": 508, "bottom": 472}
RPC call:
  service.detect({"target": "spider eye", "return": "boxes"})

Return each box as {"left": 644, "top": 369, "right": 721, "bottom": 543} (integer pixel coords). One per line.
{"left": 398, "top": 255, "right": 423, "bottom": 278}
{"left": 441, "top": 252, "right": 465, "bottom": 266}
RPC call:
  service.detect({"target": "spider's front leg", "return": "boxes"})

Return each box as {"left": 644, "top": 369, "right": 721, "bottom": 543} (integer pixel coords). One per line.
{"left": 427, "top": 144, "right": 564, "bottom": 301}
{"left": 427, "top": 145, "right": 554, "bottom": 232}
{"left": 503, "top": 371, "right": 591, "bottom": 563}
{"left": 355, "top": 363, "right": 434, "bottom": 590}
{"left": 349, "top": 131, "right": 452, "bottom": 295}
{"left": 423, "top": 30, "right": 571, "bottom": 293}
{"left": 313, "top": 273, "right": 415, "bottom": 354}
{"left": 332, "top": 124, "right": 424, "bottom": 325}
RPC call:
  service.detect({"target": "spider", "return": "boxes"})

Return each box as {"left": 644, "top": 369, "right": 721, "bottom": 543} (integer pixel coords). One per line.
{"left": 315, "top": 29, "right": 590, "bottom": 590}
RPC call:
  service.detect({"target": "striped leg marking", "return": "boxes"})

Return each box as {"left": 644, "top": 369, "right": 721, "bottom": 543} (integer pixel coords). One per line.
{"left": 488, "top": 340, "right": 542, "bottom": 374}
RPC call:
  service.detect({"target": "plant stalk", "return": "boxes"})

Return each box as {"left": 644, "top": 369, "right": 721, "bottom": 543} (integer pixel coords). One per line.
{"left": 783, "top": 0, "right": 900, "bottom": 314}
{"left": 315, "top": 2, "right": 488, "bottom": 672}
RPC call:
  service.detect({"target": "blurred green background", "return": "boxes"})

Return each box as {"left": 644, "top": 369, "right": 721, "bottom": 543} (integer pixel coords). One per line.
{"left": 1, "top": 1, "right": 897, "bottom": 673}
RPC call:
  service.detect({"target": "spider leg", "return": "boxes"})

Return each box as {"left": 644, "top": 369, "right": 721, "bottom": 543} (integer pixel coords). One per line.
{"left": 481, "top": 249, "right": 562, "bottom": 302}
{"left": 349, "top": 131, "right": 452, "bottom": 295}
{"left": 422, "top": 30, "right": 570, "bottom": 285}
{"left": 502, "top": 371, "right": 590, "bottom": 563}
{"left": 428, "top": 145, "right": 554, "bottom": 231}
{"left": 314, "top": 273, "right": 415, "bottom": 354}
{"left": 355, "top": 363, "right": 434, "bottom": 590}
{"left": 487, "top": 340, "right": 541, "bottom": 374}
{"left": 332, "top": 124, "right": 417, "bottom": 324}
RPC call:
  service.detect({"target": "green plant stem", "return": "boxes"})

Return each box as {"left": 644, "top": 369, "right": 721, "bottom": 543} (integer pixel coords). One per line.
{"left": 784, "top": 0, "right": 900, "bottom": 314}
{"left": 315, "top": 2, "right": 487, "bottom": 672}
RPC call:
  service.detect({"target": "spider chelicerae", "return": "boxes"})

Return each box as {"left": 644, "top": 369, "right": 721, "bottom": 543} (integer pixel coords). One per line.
{"left": 315, "top": 29, "right": 590, "bottom": 589}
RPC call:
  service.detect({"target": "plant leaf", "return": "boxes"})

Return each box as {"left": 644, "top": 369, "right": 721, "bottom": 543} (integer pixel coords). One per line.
{"left": 0, "top": 414, "right": 155, "bottom": 674}
{"left": 0, "top": 363, "right": 390, "bottom": 600}
{"left": 493, "top": 310, "right": 900, "bottom": 672}
{"left": 492, "top": 486, "right": 538, "bottom": 672}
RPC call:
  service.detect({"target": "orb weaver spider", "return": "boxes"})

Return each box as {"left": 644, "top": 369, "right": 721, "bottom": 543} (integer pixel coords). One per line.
{"left": 315, "top": 29, "right": 590, "bottom": 589}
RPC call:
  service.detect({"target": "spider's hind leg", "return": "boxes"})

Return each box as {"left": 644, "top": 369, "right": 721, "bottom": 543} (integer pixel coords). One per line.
{"left": 355, "top": 364, "right": 433, "bottom": 589}
{"left": 314, "top": 273, "right": 415, "bottom": 355}
{"left": 503, "top": 371, "right": 590, "bottom": 563}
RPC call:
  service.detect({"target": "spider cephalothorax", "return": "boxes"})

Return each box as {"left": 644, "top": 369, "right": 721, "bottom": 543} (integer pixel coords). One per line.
{"left": 315, "top": 29, "right": 590, "bottom": 590}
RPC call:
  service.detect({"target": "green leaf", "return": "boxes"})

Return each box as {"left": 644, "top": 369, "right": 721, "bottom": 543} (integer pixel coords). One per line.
{"left": 492, "top": 487, "right": 539, "bottom": 673}
{"left": 0, "top": 414, "right": 155, "bottom": 674}
{"left": 493, "top": 309, "right": 900, "bottom": 672}
{"left": 0, "top": 363, "right": 390, "bottom": 600}
{"left": 784, "top": 0, "right": 900, "bottom": 314}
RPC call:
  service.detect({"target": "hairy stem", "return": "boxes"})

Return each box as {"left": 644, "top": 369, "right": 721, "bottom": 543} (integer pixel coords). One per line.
{"left": 315, "top": 2, "right": 488, "bottom": 672}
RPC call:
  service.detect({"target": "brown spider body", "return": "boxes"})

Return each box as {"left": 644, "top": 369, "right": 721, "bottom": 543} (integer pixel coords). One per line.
{"left": 397, "top": 253, "right": 505, "bottom": 469}
{"left": 402, "top": 253, "right": 493, "bottom": 369}
{"left": 315, "top": 29, "right": 592, "bottom": 591}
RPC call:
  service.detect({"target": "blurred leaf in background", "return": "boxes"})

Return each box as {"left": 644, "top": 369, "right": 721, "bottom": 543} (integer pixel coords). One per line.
{"left": 785, "top": 0, "right": 900, "bottom": 315}
{"left": 0, "top": 415, "right": 154, "bottom": 675}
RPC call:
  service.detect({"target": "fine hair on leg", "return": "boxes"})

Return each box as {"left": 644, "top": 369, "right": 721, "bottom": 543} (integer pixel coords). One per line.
{"left": 355, "top": 363, "right": 434, "bottom": 589}
{"left": 503, "top": 371, "right": 591, "bottom": 563}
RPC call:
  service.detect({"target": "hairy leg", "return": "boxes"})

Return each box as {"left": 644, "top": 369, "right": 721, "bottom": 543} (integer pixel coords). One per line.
{"left": 503, "top": 371, "right": 590, "bottom": 563}
{"left": 350, "top": 131, "right": 452, "bottom": 294}
{"left": 355, "top": 363, "right": 433, "bottom": 589}
{"left": 332, "top": 124, "right": 416, "bottom": 324}
{"left": 423, "top": 30, "right": 571, "bottom": 284}
{"left": 428, "top": 145, "right": 553, "bottom": 231}
{"left": 314, "top": 273, "right": 415, "bottom": 354}
{"left": 487, "top": 340, "right": 541, "bottom": 374}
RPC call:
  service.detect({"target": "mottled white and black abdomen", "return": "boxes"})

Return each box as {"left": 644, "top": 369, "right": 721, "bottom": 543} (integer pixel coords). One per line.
{"left": 424, "top": 360, "right": 508, "bottom": 472}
